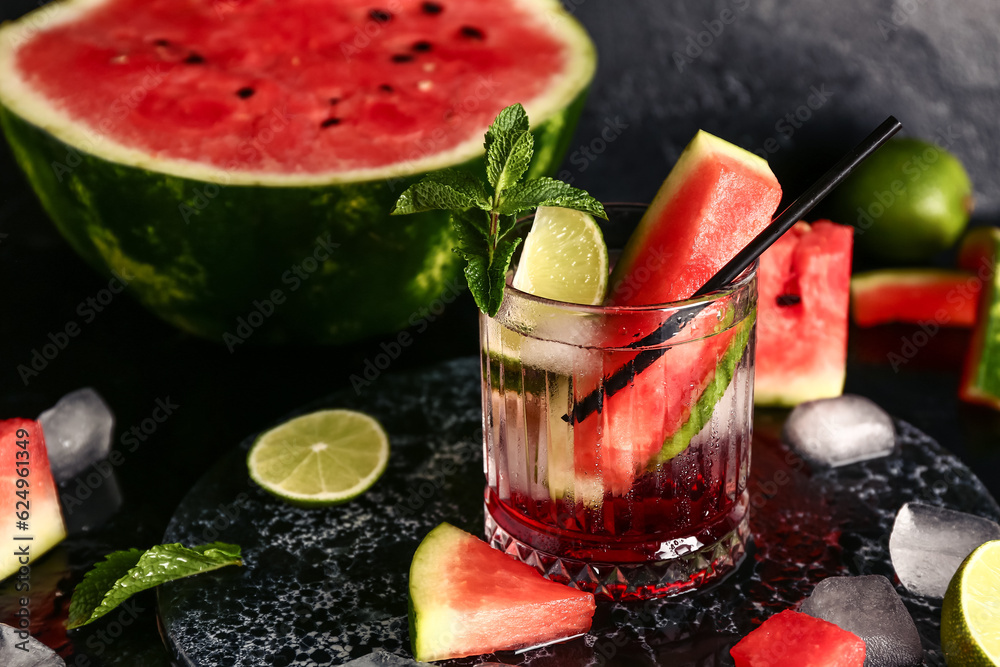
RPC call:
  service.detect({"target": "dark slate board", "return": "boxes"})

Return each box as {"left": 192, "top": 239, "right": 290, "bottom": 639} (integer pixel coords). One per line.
{"left": 158, "top": 358, "right": 1000, "bottom": 667}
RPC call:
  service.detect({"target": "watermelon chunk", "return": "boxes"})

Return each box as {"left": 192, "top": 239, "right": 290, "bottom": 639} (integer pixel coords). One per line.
{"left": 755, "top": 221, "right": 853, "bottom": 407}
{"left": 730, "top": 610, "right": 866, "bottom": 667}
{"left": 958, "top": 227, "right": 1000, "bottom": 409}
{"left": 0, "top": 419, "right": 67, "bottom": 581}
{"left": 573, "top": 131, "right": 780, "bottom": 492}
{"left": 408, "top": 522, "right": 595, "bottom": 661}
{"left": 851, "top": 269, "right": 981, "bottom": 328}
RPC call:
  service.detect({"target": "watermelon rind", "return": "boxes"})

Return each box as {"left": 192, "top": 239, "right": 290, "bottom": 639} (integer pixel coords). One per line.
{"left": 959, "top": 227, "right": 1000, "bottom": 409}
{"left": 647, "top": 311, "right": 754, "bottom": 469}
{"left": 0, "top": 0, "right": 596, "bottom": 345}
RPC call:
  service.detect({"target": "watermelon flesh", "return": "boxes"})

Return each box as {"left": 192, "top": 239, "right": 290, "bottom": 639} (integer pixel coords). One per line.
{"left": 1, "top": 419, "right": 67, "bottom": 581}
{"left": 408, "top": 522, "right": 595, "bottom": 661}
{"left": 12, "top": 0, "right": 583, "bottom": 176}
{"left": 573, "top": 131, "right": 781, "bottom": 493}
{"left": 958, "top": 227, "right": 1000, "bottom": 409}
{"left": 730, "top": 610, "right": 867, "bottom": 667}
{"left": 755, "top": 220, "right": 853, "bottom": 407}
{"left": 851, "top": 269, "right": 981, "bottom": 328}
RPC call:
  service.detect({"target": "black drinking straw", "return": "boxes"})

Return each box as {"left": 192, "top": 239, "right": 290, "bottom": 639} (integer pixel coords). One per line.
{"left": 569, "top": 116, "right": 903, "bottom": 424}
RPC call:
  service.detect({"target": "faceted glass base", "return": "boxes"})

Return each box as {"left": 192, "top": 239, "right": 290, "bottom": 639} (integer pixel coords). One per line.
{"left": 485, "top": 507, "right": 750, "bottom": 601}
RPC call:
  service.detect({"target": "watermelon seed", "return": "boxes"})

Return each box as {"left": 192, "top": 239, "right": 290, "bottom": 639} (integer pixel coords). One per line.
{"left": 776, "top": 294, "right": 802, "bottom": 306}
{"left": 329, "top": 97, "right": 340, "bottom": 105}
{"left": 320, "top": 118, "right": 341, "bottom": 128}
{"left": 460, "top": 26, "right": 485, "bottom": 40}
{"left": 412, "top": 41, "right": 433, "bottom": 52}
{"left": 153, "top": 39, "right": 170, "bottom": 47}
{"left": 369, "top": 9, "right": 392, "bottom": 22}
{"left": 236, "top": 87, "right": 255, "bottom": 99}
{"left": 184, "top": 53, "right": 205, "bottom": 64}
{"left": 379, "top": 84, "right": 394, "bottom": 92}
{"left": 421, "top": 2, "right": 443, "bottom": 14}
{"left": 391, "top": 54, "right": 414, "bottom": 63}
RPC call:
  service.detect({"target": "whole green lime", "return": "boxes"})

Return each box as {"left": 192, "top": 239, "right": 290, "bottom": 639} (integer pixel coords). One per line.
{"left": 831, "top": 137, "right": 974, "bottom": 262}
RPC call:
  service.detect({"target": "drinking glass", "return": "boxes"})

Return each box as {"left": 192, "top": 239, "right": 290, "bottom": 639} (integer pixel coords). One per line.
{"left": 480, "top": 204, "right": 756, "bottom": 600}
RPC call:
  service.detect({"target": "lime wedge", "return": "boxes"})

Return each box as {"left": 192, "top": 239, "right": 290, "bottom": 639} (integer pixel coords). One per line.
{"left": 942, "top": 540, "right": 1000, "bottom": 666}
{"left": 247, "top": 409, "right": 389, "bottom": 507}
{"left": 512, "top": 206, "right": 608, "bottom": 305}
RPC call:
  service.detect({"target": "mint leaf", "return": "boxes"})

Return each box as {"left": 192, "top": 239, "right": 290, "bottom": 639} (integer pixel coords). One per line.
{"left": 485, "top": 103, "right": 531, "bottom": 192}
{"left": 463, "top": 235, "right": 523, "bottom": 316}
{"left": 391, "top": 102, "right": 605, "bottom": 317}
{"left": 392, "top": 170, "right": 489, "bottom": 215}
{"left": 67, "top": 543, "right": 242, "bottom": 629}
{"left": 498, "top": 177, "right": 608, "bottom": 219}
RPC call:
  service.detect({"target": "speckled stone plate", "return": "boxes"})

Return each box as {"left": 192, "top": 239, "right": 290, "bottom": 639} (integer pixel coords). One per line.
{"left": 158, "top": 358, "right": 1000, "bottom": 667}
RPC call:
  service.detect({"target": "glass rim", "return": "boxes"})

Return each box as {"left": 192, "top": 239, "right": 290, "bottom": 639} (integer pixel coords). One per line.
{"left": 504, "top": 202, "right": 758, "bottom": 315}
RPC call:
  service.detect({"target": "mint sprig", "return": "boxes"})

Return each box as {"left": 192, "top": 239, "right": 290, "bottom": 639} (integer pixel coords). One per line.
{"left": 67, "top": 542, "right": 242, "bottom": 629}
{"left": 392, "top": 103, "right": 607, "bottom": 316}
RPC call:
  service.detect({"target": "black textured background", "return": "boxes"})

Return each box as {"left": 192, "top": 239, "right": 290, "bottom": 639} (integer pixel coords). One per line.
{"left": 1, "top": 0, "right": 999, "bottom": 664}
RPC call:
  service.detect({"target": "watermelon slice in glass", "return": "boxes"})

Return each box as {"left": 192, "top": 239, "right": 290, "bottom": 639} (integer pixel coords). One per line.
{"left": 755, "top": 220, "right": 853, "bottom": 407}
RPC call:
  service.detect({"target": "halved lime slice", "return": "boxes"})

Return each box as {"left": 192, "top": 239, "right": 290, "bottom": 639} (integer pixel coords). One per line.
{"left": 512, "top": 206, "right": 608, "bottom": 305}
{"left": 247, "top": 409, "right": 389, "bottom": 507}
{"left": 942, "top": 540, "right": 1000, "bottom": 666}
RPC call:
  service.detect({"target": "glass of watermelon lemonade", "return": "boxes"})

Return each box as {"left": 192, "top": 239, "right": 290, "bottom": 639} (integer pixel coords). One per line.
{"left": 481, "top": 204, "right": 756, "bottom": 601}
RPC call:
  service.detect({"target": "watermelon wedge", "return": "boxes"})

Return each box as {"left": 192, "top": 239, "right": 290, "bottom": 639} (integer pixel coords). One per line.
{"left": 408, "top": 522, "right": 595, "bottom": 661}
{"left": 958, "top": 227, "right": 1000, "bottom": 409}
{"left": 1, "top": 419, "right": 67, "bottom": 581}
{"left": 0, "top": 0, "right": 595, "bottom": 344}
{"left": 573, "top": 131, "right": 781, "bottom": 492}
{"left": 755, "top": 220, "right": 853, "bottom": 407}
{"left": 851, "top": 269, "right": 981, "bottom": 328}
{"left": 730, "top": 610, "right": 867, "bottom": 667}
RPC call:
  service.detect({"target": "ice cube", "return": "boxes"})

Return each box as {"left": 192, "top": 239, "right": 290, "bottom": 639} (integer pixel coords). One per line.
{"left": 38, "top": 388, "right": 114, "bottom": 483}
{"left": 800, "top": 575, "right": 923, "bottom": 667}
{"left": 782, "top": 394, "right": 895, "bottom": 467}
{"left": 889, "top": 502, "right": 1000, "bottom": 598}
{"left": 340, "top": 650, "right": 430, "bottom": 666}
{"left": 0, "top": 623, "right": 66, "bottom": 666}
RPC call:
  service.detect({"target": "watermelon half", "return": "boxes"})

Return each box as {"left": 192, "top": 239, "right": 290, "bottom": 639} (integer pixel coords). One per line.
{"left": 851, "top": 268, "right": 981, "bottom": 328}
{"left": 0, "top": 0, "right": 595, "bottom": 344}
{"left": 755, "top": 220, "right": 853, "bottom": 407}
{"left": 408, "top": 522, "right": 595, "bottom": 661}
